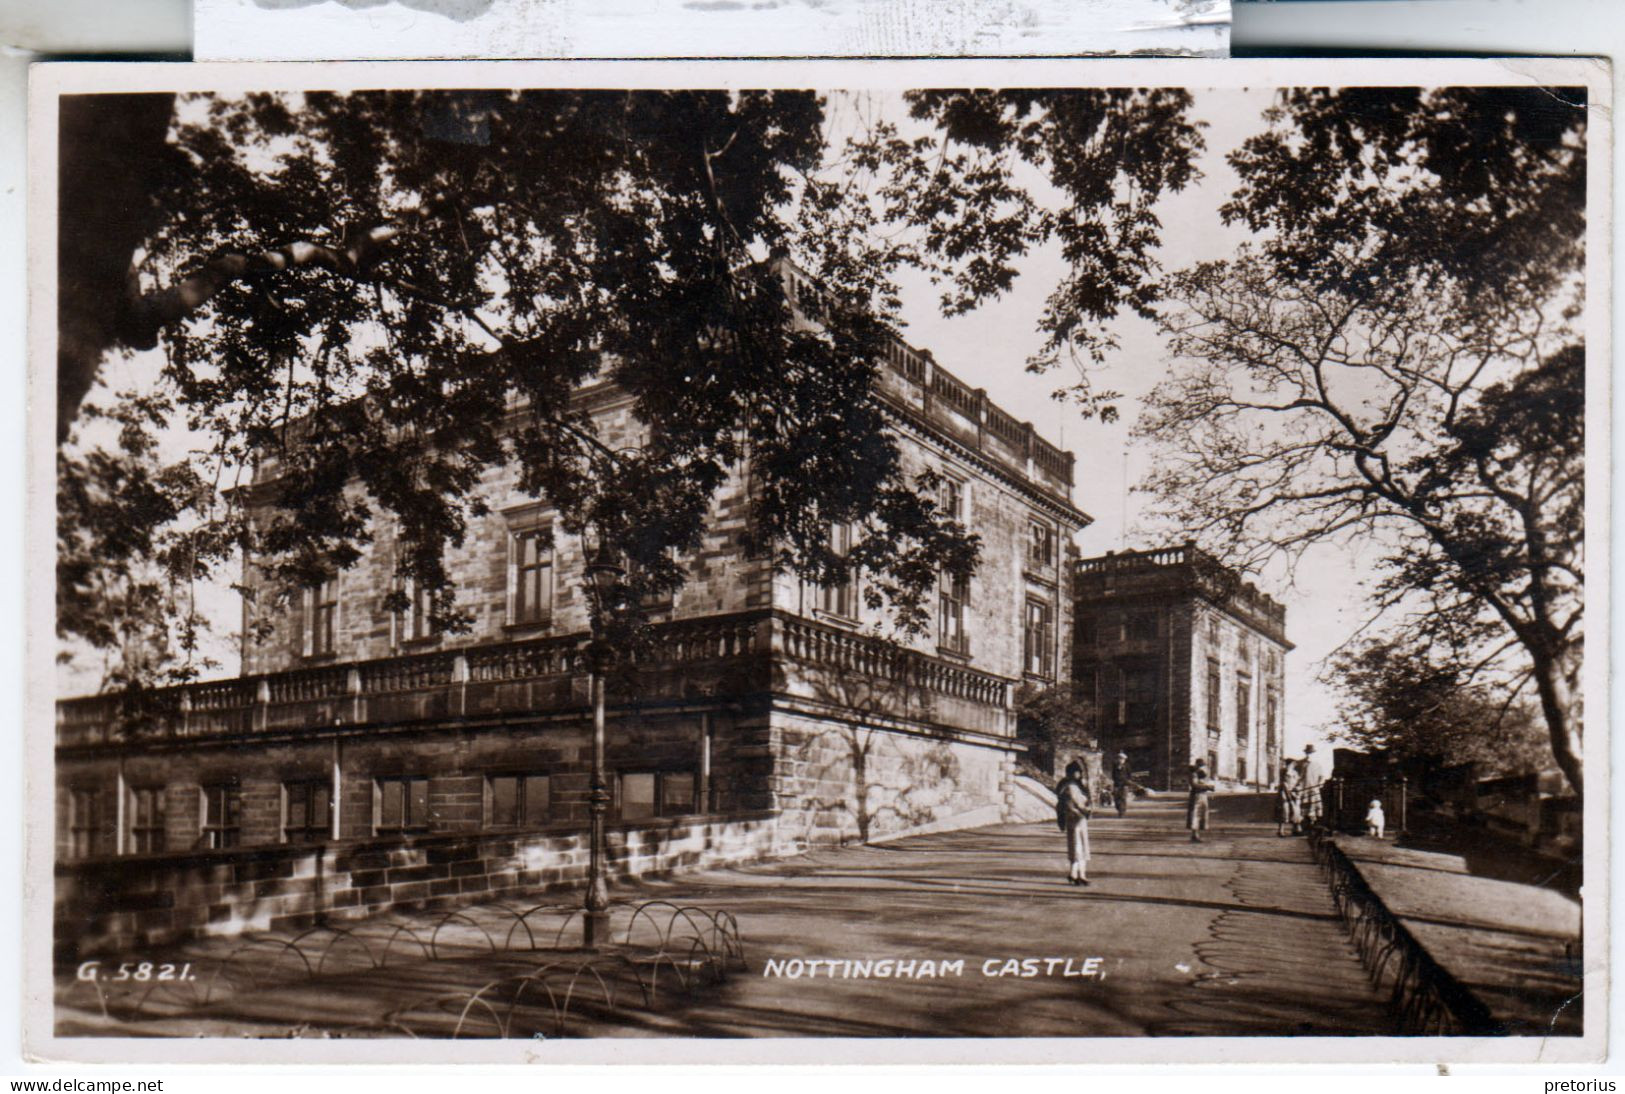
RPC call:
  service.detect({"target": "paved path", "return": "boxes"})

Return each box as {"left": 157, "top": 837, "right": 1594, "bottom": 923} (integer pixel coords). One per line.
{"left": 58, "top": 793, "right": 1394, "bottom": 1038}
{"left": 1331, "top": 835, "right": 1583, "bottom": 1036}
{"left": 627, "top": 793, "right": 1392, "bottom": 1037}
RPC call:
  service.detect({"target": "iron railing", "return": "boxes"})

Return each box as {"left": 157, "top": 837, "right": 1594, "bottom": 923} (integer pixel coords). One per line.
{"left": 1308, "top": 830, "right": 1501, "bottom": 1035}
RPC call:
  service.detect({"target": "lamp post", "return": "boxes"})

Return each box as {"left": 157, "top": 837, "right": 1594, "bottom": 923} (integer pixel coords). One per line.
{"left": 582, "top": 538, "right": 625, "bottom": 950}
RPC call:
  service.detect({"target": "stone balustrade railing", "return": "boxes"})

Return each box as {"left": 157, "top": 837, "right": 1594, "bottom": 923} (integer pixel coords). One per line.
{"left": 779, "top": 616, "right": 1011, "bottom": 709}
{"left": 58, "top": 611, "right": 1011, "bottom": 749}
{"left": 1075, "top": 543, "right": 1288, "bottom": 628}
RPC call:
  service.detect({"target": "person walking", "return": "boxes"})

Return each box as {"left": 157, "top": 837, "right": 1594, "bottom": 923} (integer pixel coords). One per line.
{"left": 1111, "top": 751, "right": 1132, "bottom": 818}
{"left": 1298, "top": 744, "right": 1322, "bottom": 829}
{"left": 1055, "top": 760, "right": 1094, "bottom": 886}
{"left": 1187, "top": 761, "right": 1215, "bottom": 843}
{"left": 1275, "top": 761, "right": 1302, "bottom": 837}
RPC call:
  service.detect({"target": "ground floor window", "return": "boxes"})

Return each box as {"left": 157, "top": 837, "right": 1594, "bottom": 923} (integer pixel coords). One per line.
{"left": 283, "top": 779, "right": 332, "bottom": 842}
{"left": 128, "top": 786, "right": 166, "bottom": 853}
{"left": 375, "top": 776, "right": 430, "bottom": 835}
{"left": 68, "top": 787, "right": 105, "bottom": 859}
{"left": 618, "top": 770, "right": 696, "bottom": 821}
{"left": 487, "top": 773, "right": 552, "bottom": 828}
{"left": 200, "top": 783, "right": 241, "bottom": 849}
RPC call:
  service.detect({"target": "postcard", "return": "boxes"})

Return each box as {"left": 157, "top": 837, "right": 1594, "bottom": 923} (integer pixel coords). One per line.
{"left": 26, "top": 56, "right": 1607, "bottom": 1063}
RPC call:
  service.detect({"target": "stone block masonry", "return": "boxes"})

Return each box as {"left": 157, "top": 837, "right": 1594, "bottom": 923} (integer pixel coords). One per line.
{"left": 55, "top": 811, "right": 783, "bottom": 959}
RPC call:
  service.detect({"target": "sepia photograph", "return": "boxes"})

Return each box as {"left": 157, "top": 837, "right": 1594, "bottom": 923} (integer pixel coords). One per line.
{"left": 26, "top": 58, "right": 1607, "bottom": 1062}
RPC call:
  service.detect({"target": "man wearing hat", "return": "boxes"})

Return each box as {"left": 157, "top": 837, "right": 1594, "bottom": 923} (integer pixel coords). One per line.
{"left": 1111, "top": 751, "right": 1132, "bottom": 818}
{"left": 1298, "top": 744, "right": 1323, "bottom": 828}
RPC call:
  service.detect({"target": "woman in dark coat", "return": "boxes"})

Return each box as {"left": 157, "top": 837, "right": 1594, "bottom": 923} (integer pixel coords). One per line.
{"left": 1055, "top": 761, "right": 1093, "bottom": 886}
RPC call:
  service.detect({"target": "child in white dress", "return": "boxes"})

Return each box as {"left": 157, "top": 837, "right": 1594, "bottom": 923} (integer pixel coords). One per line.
{"left": 1365, "top": 799, "right": 1386, "bottom": 839}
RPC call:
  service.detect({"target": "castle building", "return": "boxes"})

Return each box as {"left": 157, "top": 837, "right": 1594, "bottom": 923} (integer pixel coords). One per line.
{"left": 54, "top": 279, "right": 1089, "bottom": 954}
{"left": 1071, "top": 545, "right": 1290, "bottom": 792}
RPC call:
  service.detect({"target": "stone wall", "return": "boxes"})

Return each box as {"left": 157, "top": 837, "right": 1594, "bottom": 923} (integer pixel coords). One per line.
{"left": 770, "top": 425, "right": 1078, "bottom": 695}
{"left": 56, "top": 707, "right": 766, "bottom": 853}
{"left": 1187, "top": 603, "right": 1287, "bottom": 789}
{"left": 243, "top": 391, "right": 769, "bottom": 676}
{"left": 55, "top": 810, "right": 783, "bottom": 959}
{"left": 769, "top": 710, "right": 1015, "bottom": 847}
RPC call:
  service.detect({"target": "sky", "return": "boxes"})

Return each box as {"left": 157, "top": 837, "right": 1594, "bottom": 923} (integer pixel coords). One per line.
{"left": 62, "top": 86, "right": 1393, "bottom": 753}
{"left": 875, "top": 87, "right": 1380, "bottom": 753}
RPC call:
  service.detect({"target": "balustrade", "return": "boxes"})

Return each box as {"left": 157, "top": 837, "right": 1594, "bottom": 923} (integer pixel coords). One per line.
{"left": 466, "top": 636, "right": 577, "bottom": 682}
{"left": 359, "top": 651, "right": 456, "bottom": 694}
{"left": 984, "top": 403, "right": 1026, "bottom": 449}
{"left": 875, "top": 330, "right": 1073, "bottom": 497}
{"left": 59, "top": 610, "right": 1011, "bottom": 749}
{"left": 928, "top": 366, "right": 980, "bottom": 421}
{"left": 266, "top": 665, "right": 351, "bottom": 704}
{"left": 779, "top": 616, "right": 1010, "bottom": 710}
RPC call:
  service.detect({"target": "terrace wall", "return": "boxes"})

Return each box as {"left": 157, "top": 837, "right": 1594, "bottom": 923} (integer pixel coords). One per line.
{"left": 55, "top": 811, "right": 783, "bottom": 960}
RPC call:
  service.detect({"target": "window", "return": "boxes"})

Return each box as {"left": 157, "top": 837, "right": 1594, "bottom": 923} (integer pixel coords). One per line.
{"left": 818, "top": 523, "right": 859, "bottom": 620}
{"left": 1208, "top": 615, "right": 1221, "bottom": 644}
{"left": 488, "top": 773, "right": 552, "bottom": 828}
{"left": 939, "top": 476, "right": 966, "bottom": 523}
{"left": 68, "top": 788, "right": 105, "bottom": 860}
{"left": 1028, "top": 521, "right": 1056, "bottom": 569}
{"left": 1122, "top": 666, "right": 1157, "bottom": 725}
{"left": 1238, "top": 755, "right": 1249, "bottom": 783}
{"left": 510, "top": 529, "right": 553, "bottom": 626}
{"left": 938, "top": 571, "right": 969, "bottom": 655}
{"left": 619, "top": 771, "right": 697, "bottom": 821}
{"left": 1205, "top": 659, "right": 1222, "bottom": 734}
{"left": 397, "top": 579, "right": 439, "bottom": 644}
{"left": 1023, "top": 599, "right": 1055, "bottom": 678}
{"left": 128, "top": 786, "right": 166, "bottom": 853}
{"left": 283, "top": 780, "right": 332, "bottom": 843}
{"left": 200, "top": 783, "right": 241, "bottom": 849}
{"left": 306, "top": 577, "right": 339, "bottom": 657}
{"left": 635, "top": 548, "right": 680, "bottom": 612}
{"left": 1077, "top": 614, "right": 1097, "bottom": 646}
{"left": 1236, "top": 677, "right": 1252, "bottom": 742}
{"left": 375, "top": 776, "right": 430, "bottom": 835}
{"left": 1126, "top": 611, "right": 1158, "bottom": 641}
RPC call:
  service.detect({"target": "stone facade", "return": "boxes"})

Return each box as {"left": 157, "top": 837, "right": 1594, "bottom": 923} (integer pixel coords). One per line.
{"left": 1072, "top": 545, "right": 1290, "bottom": 792}
{"left": 55, "top": 292, "right": 1090, "bottom": 954}
{"left": 56, "top": 811, "right": 784, "bottom": 959}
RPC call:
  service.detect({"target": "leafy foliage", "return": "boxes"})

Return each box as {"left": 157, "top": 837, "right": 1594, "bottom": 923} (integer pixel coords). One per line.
{"left": 894, "top": 89, "right": 1205, "bottom": 416}
{"left": 1327, "top": 638, "right": 1552, "bottom": 775}
{"left": 58, "top": 88, "right": 1204, "bottom": 686}
{"left": 1137, "top": 86, "right": 1587, "bottom": 793}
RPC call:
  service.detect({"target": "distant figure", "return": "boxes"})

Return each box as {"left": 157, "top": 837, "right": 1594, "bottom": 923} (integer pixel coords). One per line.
{"left": 1365, "top": 799, "right": 1386, "bottom": 839}
{"left": 1298, "top": 744, "right": 1322, "bottom": 828}
{"left": 1276, "top": 763, "right": 1303, "bottom": 837}
{"left": 1187, "top": 761, "right": 1215, "bottom": 843}
{"left": 1055, "top": 760, "right": 1094, "bottom": 886}
{"left": 1111, "top": 751, "right": 1131, "bottom": 817}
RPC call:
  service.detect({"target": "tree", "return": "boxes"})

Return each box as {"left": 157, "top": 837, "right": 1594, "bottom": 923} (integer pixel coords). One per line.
{"left": 58, "top": 88, "right": 1204, "bottom": 685}
{"left": 1137, "top": 87, "right": 1587, "bottom": 794}
{"left": 1327, "top": 638, "right": 1552, "bottom": 775}
{"left": 1014, "top": 682, "right": 1097, "bottom": 779}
